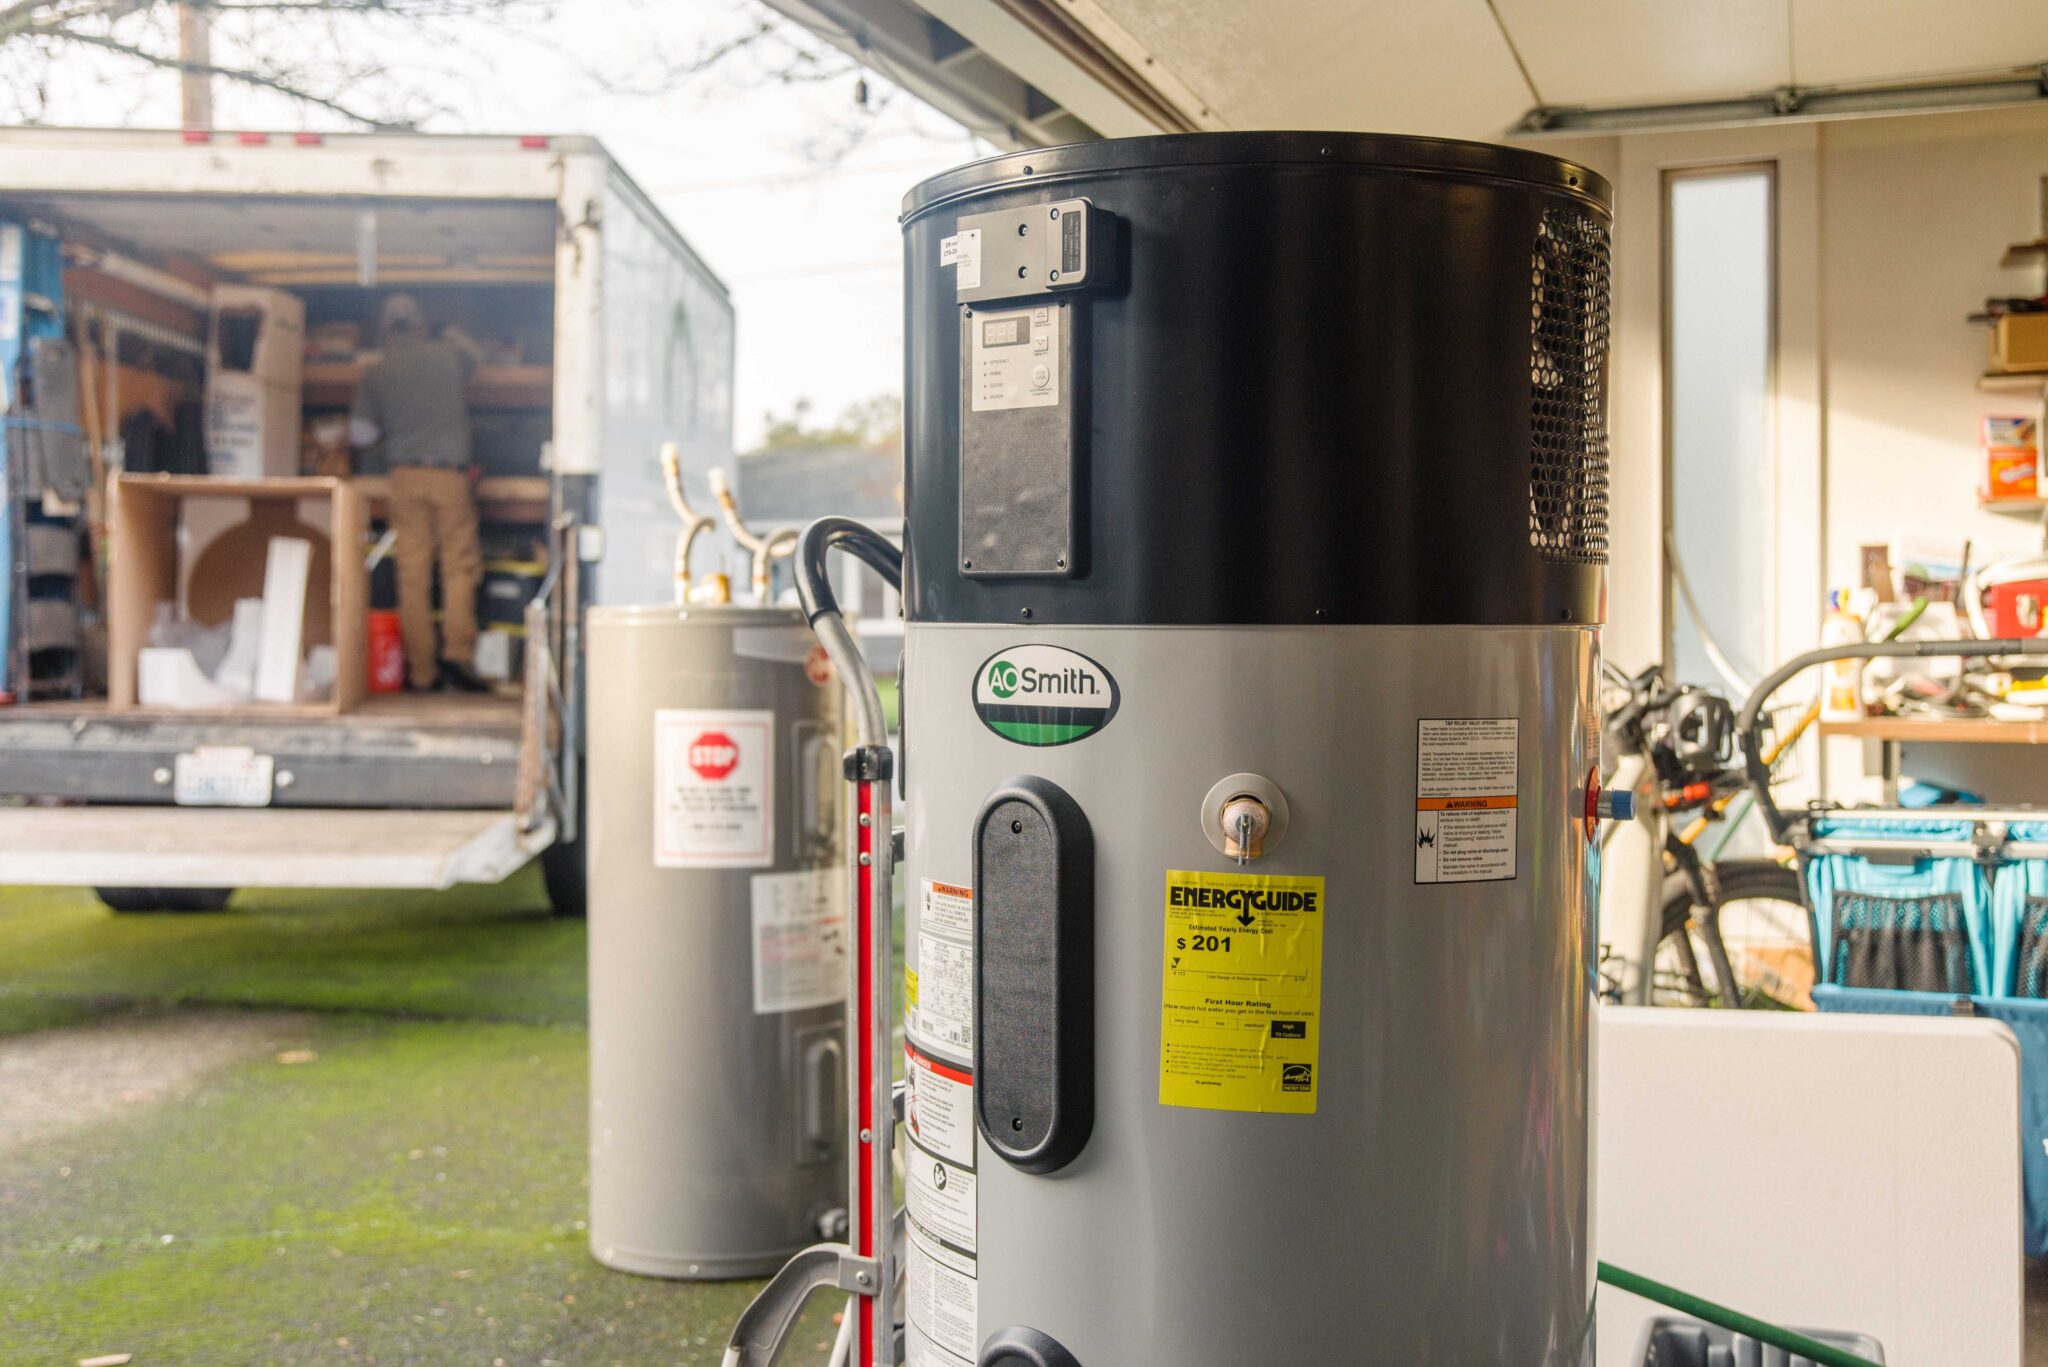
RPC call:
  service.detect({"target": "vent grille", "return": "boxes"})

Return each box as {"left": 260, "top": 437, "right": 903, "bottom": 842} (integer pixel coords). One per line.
{"left": 1529, "top": 208, "right": 1611, "bottom": 565}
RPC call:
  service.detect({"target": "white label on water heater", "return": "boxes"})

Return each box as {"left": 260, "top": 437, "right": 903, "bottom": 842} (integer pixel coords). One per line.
{"left": 940, "top": 228, "right": 982, "bottom": 292}
{"left": 652, "top": 708, "right": 774, "bottom": 868}
{"left": 912, "top": 880, "right": 976, "bottom": 1055}
{"left": 907, "top": 1319, "right": 973, "bottom": 1367}
{"left": 1414, "top": 717, "right": 1520, "bottom": 884}
{"left": 749, "top": 868, "right": 846, "bottom": 1014}
{"left": 907, "top": 1149, "right": 977, "bottom": 1254}
{"left": 906, "top": 1220, "right": 978, "bottom": 1365}
{"left": 906, "top": 879, "right": 979, "bottom": 1367}
{"left": 905, "top": 1042, "right": 976, "bottom": 1168}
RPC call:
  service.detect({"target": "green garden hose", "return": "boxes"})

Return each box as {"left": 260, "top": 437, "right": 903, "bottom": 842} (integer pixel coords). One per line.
{"left": 1598, "top": 1262, "right": 1885, "bottom": 1367}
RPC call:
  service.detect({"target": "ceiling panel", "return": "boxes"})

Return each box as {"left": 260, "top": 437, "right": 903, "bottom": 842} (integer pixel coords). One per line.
{"left": 1791, "top": 0, "right": 2048, "bottom": 87}
{"left": 1086, "top": 0, "right": 1533, "bottom": 140}
{"left": 1493, "top": 0, "right": 1790, "bottom": 109}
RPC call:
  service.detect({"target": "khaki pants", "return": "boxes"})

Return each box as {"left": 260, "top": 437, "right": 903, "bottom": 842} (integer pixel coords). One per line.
{"left": 388, "top": 465, "right": 482, "bottom": 687}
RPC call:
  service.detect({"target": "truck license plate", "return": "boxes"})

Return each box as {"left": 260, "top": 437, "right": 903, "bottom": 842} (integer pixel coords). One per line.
{"left": 173, "top": 747, "right": 275, "bottom": 807}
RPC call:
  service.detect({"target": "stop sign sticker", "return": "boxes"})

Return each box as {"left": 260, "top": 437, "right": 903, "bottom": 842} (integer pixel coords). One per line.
{"left": 689, "top": 731, "right": 740, "bottom": 781}
{"left": 654, "top": 709, "right": 773, "bottom": 867}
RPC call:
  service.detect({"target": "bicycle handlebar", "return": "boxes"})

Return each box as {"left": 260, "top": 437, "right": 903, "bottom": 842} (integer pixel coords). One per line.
{"left": 1737, "top": 637, "right": 2048, "bottom": 843}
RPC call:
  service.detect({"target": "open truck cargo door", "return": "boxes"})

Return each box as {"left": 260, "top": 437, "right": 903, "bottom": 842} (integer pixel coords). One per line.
{"left": 0, "top": 806, "right": 549, "bottom": 890}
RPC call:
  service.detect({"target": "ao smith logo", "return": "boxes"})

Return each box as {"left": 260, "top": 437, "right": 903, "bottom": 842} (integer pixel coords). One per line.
{"left": 985, "top": 659, "right": 1099, "bottom": 700}
{"left": 973, "top": 644, "right": 1119, "bottom": 746}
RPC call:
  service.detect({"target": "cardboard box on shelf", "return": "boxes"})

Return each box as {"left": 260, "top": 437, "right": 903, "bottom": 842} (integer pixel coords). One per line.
{"left": 1981, "top": 413, "right": 2041, "bottom": 502}
{"left": 204, "top": 371, "right": 302, "bottom": 479}
{"left": 1984, "top": 447, "right": 2040, "bottom": 501}
{"left": 1983, "top": 414, "right": 2038, "bottom": 449}
{"left": 209, "top": 285, "right": 304, "bottom": 388}
{"left": 1990, "top": 313, "right": 2048, "bottom": 373}
{"left": 109, "top": 475, "right": 365, "bottom": 715}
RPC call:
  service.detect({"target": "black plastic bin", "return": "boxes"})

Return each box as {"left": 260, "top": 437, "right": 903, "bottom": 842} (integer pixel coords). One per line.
{"left": 1637, "top": 1317, "right": 1885, "bottom": 1366}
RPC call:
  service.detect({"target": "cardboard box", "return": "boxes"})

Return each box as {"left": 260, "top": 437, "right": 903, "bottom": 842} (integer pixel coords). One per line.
{"left": 205, "top": 371, "right": 302, "bottom": 479}
{"left": 1983, "top": 414, "right": 2038, "bottom": 448}
{"left": 209, "top": 284, "right": 304, "bottom": 388}
{"left": 109, "top": 474, "right": 365, "bottom": 715}
{"left": 1989, "top": 313, "right": 2048, "bottom": 373}
{"left": 1984, "top": 447, "right": 2040, "bottom": 500}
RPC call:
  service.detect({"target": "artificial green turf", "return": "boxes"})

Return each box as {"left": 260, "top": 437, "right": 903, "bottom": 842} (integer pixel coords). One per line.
{"left": 0, "top": 880, "right": 845, "bottom": 1366}
{"left": 0, "top": 871, "right": 581, "bottom": 1038}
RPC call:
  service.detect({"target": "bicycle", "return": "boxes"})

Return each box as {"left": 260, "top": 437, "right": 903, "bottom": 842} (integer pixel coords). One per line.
{"left": 1601, "top": 662, "right": 1813, "bottom": 1009}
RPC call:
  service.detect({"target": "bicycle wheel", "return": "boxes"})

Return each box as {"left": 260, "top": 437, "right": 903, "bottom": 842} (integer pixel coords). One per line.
{"left": 1654, "top": 859, "right": 1812, "bottom": 1009}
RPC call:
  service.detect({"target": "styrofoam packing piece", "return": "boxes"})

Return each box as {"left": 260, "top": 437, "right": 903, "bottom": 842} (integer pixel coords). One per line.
{"left": 253, "top": 537, "right": 310, "bottom": 704}
{"left": 213, "top": 598, "right": 265, "bottom": 699}
{"left": 147, "top": 600, "right": 233, "bottom": 679}
{"left": 137, "top": 647, "right": 245, "bottom": 709}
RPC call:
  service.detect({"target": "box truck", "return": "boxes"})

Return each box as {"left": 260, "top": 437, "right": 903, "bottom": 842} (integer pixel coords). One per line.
{"left": 0, "top": 127, "right": 736, "bottom": 914}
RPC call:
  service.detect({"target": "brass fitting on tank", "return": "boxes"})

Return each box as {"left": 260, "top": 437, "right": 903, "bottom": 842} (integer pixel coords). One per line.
{"left": 1219, "top": 795, "right": 1272, "bottom": 864}
{"left": 1201, "top": 773, "right": 1290, "bottom": 864}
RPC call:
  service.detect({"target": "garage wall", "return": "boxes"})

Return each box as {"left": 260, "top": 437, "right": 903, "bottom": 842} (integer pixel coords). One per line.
{"left": 1818, "top": 106, "right": 2048, "bottom": 591}
{"left": 1558, "top": 105, "right": 2048, "bottom": 718}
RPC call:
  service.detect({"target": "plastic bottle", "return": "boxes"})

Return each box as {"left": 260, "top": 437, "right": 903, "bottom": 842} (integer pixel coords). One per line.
{"left": 1820, "top": 588, "right": 1867, "bottom": 721}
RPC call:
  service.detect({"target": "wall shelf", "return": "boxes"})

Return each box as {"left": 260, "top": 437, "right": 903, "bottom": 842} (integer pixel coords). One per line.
{"left": 1977, "top": 371, "right": 2048, "bottom": 395}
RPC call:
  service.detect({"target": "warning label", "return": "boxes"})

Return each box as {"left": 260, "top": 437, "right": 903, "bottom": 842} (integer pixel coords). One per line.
{"left": 748, "top": 869, "right": 845, "bottom": 1014}
{"left": 905, "top": 1221, "right": 977, "bottom": 1364}
{"left": 905, "top": 881, "right": 978, "bottom": 1367}
{"left": 906, "top": 1151, "right": 977, "bottom": 1255}
{"left": 905, "top": 1043, "right": 976, "bottom": 1168}
{"left": 913, "top": 880, "right": 975, "bottom": 1056}
{"left": 1414, "top": 717, "right": 1519, "bottom": 885}
{"left": 653, "top": 709, "right": 773, "bottom": 868}
{"left": 921, "top": 878, "right": 973, "bottom": 938}
{"left": 1159, "top": 870, "right": 1325, "bottom": 1115}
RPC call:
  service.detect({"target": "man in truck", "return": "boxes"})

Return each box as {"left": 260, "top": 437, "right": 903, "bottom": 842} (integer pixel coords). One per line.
{"left": 349, "top": 294, "right": 489, "bottom": 693}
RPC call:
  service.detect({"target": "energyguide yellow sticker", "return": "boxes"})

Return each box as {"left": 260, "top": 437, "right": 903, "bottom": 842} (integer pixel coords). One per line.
{"left": 1159, "top": 869, "right": 1325, "bottom": 1115}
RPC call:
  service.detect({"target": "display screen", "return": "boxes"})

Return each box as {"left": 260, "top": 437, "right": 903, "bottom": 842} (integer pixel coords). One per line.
{"left": 981, "top": 317, "right": 1027, "bottom": 348}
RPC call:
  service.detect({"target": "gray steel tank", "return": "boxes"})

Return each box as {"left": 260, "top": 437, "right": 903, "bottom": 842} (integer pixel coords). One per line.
{"left": 585, "top": 603, "right": 845, "bottom": 1278}
{"left": 894, "top": 133, "right": 1612, "bottom": 1365}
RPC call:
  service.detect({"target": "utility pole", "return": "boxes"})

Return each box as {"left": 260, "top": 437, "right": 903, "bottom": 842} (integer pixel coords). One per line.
{"left": 177, "top": 3, "right": 213, "bottom": 131}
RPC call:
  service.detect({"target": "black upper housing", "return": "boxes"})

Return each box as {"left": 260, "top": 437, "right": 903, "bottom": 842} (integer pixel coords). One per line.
{"left": 900, "top": 131, "right": 1613, "bottom": 629}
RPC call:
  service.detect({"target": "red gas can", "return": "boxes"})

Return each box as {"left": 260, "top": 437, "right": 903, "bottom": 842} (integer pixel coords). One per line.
{"left": 367, "top": 610, "right": 406, "bottom": 692}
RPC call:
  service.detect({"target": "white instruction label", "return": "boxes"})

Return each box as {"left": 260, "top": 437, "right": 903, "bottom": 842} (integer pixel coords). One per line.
{"left": 969, "top": 306, "right": 1060, "bottom": 412}
{"left": 907, "top": 1322, "right": 973, "bottom": 1367}
{"left": 905, "top": 1043, "right": 976, "bottom": 1168}
{"left": 653, "top": 708, "right": 774, "bottom": 868}
{"left": 940, "top": 228, "right": 982, "bottom": 292}
{"left": 911, "top": 880, "right": 975, "bottom": 1056}
{"left": 905, "top": 882, "right": 979, "bottom": 1367}
{"left": 1414, "top": 717, "right": 1520, "bottom": 884}
{"left": 906, "top": 1220, "right": 978, "bottom": 1363}
{"left": 749, "top": 869, "right": 846, "bottom": 1014}
{"left": 906, "top": 1150, "right": 977, "bottom": 1255}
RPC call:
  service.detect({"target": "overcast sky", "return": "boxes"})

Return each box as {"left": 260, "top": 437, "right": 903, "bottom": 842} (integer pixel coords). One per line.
{"left": 11, "top": 0, "right": 989, "bottom": 450}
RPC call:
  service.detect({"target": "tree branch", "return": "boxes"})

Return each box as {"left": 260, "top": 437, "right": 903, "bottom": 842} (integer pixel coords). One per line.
{"left": 43, "top": 24, "right": 410, "bottom": 127}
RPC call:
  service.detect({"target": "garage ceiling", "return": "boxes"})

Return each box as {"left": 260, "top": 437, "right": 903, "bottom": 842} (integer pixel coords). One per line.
{"left": 771, "top": 0, "right": 2048, "bottom": 143}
